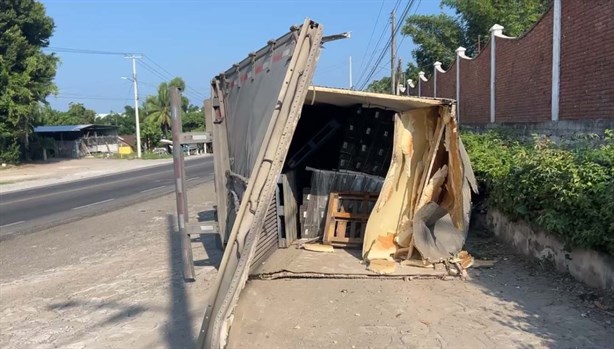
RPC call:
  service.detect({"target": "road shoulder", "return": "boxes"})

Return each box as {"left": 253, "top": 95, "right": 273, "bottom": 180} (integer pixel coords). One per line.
{"left": 0, "top": 181, "right": 220, "bottom": 349}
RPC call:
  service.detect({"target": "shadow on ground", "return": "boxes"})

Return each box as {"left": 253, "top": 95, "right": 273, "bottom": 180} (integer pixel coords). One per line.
{"left": 193, "top": 209, "right": 223, "bottom": 269}
{"left": 463, "top": 225, "right": 614, "bottom": 348}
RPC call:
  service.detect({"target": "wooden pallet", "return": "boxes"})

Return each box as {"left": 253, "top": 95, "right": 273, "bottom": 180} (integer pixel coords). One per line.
{"left": 323, "top": 192, "right": 379, "bottom": 247}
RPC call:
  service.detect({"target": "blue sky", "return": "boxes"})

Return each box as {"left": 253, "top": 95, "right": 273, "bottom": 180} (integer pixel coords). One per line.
{"left": 41, "top": 0, "right": 446, "bottom": 113}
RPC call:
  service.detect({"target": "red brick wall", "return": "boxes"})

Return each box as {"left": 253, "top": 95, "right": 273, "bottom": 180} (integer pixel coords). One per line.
{"left": 405, "top": 0, "right": 613, "bottom": 123}
{"left": 420, "top": 78, "right": 434, "bottom": 97}
{"left": 407, "top": 84, "right": 418, "bottom": 96}
{"left": 459, "top": 44, "right": 491, "bottom": 124}
{"left": 437, "top": 65, "right": 456, "bottom": 100}
{"left": 495, "top": 9, "right": 553, "bottom": 123}
{"left": 560, "top": 0, "right": 614, "bottom": 120}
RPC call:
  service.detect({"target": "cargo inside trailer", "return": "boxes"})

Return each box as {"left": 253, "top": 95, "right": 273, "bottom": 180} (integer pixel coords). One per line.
{"left": 248, "top": 87, "right": 471, "bottom": 279}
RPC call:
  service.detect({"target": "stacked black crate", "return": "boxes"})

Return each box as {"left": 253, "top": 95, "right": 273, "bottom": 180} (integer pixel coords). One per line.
{"left": 338, "top": 108, "right": 394, "bottom": 177}
{"left": 364, "top": 109, "right": 394, "bottom": 177}
{"left": 338, "top": 106, "right": 366, "bottom": 172}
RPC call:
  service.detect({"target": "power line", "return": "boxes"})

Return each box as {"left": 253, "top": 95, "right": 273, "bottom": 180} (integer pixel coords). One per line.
{"left": 357, "top": 0, "right": 417, "bottom": 90}
{"left": 138, "top": 59, "right": 207, "bottom": 102}
{"left": 396, "top": 0, "right": 422, "bottom": 54}
{"left": 356, "top": 0, "right": 402, "bottom": 89}
{"left": 44, "top": 46, "right": 208, "bottom": 102}
{"left": 356, "top": 5, "right": 394, "bottom": 88}
{"left": 52, "top": 95, "right": 129, "bottom": 101}
{"left": 44, "top": 47, "right": 141, "bottom": 56}
{"left": 356, "top": 0, "right": 386, "bottom": 79}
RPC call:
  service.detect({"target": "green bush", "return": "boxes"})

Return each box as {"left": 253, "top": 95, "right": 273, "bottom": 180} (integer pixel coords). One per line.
{"left": 463, "top": 129, "right": 614, "bottom": 255}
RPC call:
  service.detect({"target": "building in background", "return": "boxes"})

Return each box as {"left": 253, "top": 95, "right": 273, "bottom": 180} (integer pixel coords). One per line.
{"left": 33, "top": 124, "right": 119, "bottom": 158}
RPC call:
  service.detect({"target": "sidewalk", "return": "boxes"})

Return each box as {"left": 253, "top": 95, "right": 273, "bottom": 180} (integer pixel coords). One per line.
{"left": 0, "top": 155, "right": 210, "bottom": 194}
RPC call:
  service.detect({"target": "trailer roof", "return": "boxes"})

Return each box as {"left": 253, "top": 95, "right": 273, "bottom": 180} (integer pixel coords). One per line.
{"left": 305, "top": 86, "right": 450, "bottom": 111}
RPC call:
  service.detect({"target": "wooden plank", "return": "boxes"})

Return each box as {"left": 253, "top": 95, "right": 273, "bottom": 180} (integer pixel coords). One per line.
{"left": 323, "top": 193, "right": 339, "bottom": 245}
{"left": 323, "top": 191, "right": 378, "bottom": 247}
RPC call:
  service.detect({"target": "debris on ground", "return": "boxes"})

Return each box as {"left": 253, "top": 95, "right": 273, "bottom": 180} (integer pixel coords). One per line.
{"left": 302, "top": 243, "right": 334, "bottom": 253}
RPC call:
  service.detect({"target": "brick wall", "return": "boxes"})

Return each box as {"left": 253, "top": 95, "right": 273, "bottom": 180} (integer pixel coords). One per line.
{"left": 420, "top": 78, "right": 434, "bottom": 97}
{"left": 407, "top": 0, "right": 613, "bottom": 124}
{"left": 459, "top": 45, "right": 491, "bottom": 124}
{"left": 560, "top": 0, "right": 614, "bottom": 120}
{"left": 495, "top": 9, "right": 553, "bottom": 123}
{"left": 437, "top": 64, "right": 456, "bottom": 100}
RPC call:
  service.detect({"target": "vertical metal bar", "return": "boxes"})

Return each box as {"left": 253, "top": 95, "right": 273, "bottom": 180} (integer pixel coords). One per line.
{"left": 551, "top": 0, "right": 561, "bottom": 122}
{"left": 390, "top": 10, "right": 396, "bottom": 94}
{"left": 170, "top": 86, "right": 195, "bottom": 281}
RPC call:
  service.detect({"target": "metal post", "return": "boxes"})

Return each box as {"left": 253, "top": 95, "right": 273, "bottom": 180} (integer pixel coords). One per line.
{"left": 170, "top": 86, "right": 195, "bottom": 281}
{"left": 551, "top": 0, "right": 561, "bottom": 122}
{"left": 349, "top": 56, "right": 353, "bottom": 89}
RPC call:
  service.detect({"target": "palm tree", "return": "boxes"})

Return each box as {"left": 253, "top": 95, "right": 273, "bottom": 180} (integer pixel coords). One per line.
{"left": 144, "top": 78, "right": 189, "bottom": 138}
{"left": 145, "top": 82, "right": 171, "bottom": 137}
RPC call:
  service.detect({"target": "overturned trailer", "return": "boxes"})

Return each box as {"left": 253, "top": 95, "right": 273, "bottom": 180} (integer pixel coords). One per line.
{"left": 199, "top": 19, "right": 476, "bottom": 349}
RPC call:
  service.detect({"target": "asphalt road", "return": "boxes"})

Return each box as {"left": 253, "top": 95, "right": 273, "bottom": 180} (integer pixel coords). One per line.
{"left": 0, "top": 156, "right": 214, "bottom": 240}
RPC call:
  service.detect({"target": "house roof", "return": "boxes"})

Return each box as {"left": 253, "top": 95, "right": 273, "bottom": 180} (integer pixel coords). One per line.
{"left": 33, "top": 124, "right": 117, "bottom": 133}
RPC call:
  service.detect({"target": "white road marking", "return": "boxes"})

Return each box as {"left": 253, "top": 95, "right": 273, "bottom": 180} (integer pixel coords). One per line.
{"left": 187, "top": 177, "right": 200, "bottom": 182}
{"left": 0, "top": 220, "right": 25, "bottom": 229}
{"left": 200, "top": 225, "right": 214, "bottom": 231}
{"left": 72, "top": 198, "right": 114, "bottom": 210}
{"left": 140, "top": 185, "right": 166, "bottom": 193}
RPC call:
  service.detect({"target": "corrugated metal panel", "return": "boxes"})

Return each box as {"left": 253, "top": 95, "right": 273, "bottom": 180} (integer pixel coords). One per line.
{"left": 34, "top": 124, "right": 93, "bottom": 133}
{"left": 250, "top": 194, "right": 279, "bottom": 273}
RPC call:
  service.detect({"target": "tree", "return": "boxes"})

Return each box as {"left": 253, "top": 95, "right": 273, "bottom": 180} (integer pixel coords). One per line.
{"left": 145, "top": 82, "right": 171, "bottom": 137}
{"left": 402, "top": 13, "right": 464, "bottom": 73}
{"left": 182, "top": 104, "right": 205, "bottom": 132}
{"left": 40, "top": 102, "right": 96, "bottom": 125}
{"left": 0, "top": 0, "right": 58, "bottom": 162}
{"left": 366, "top": 77, "right": 392, "bottom": 94}
{"left": 144, "top": 77, "right": 188, "bottom": 137}
{"left": 98, "top": 107, "right": 136, "bottom": 135}
{"left": 140, "top": 119, "right": 162, "bottom": 152}
{"left": 442, "top": 0, "right": 550, "bottom": 53}
{"left": 401, "top": 0, "right": 550, "bottom": 75}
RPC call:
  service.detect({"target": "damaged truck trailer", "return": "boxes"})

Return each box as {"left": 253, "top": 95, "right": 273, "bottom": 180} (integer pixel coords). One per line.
{"left": 198, "top": 19, "right": 477, "bottom": 349}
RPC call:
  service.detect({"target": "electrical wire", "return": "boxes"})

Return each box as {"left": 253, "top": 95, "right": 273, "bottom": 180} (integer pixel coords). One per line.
{"left": 43, "top": 46, "right": 208, "bottom": 102}
{"left": 356, "top": 0, "right": 386, "bottom": 81}
{"left": 357, "top": 0, "right": 418, "bottom": 90}
{"left": 44, "top": 47, "right": 141, "bottom": 56}
{"left": 138, "top": 59, "right": 207, "bottom": 102}
{"left": 359, "top": 0, "right": 415, "bottom": 89}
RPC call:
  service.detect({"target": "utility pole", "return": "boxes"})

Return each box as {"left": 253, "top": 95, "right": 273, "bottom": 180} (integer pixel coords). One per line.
{"left": 126, "top": 55, "right": 142, "bottom": 158}
{"left": 349, "top": 56, "right": 353, "bottom": 89}
{"left": 390, "top": 10, "right": 396, "bottom": 94}
{"left": 170, "top": 86, "right": 195, "bottom": 281}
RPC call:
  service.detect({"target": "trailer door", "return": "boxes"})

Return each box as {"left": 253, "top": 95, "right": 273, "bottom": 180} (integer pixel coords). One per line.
{"left": 199, "top": 19, "right": 323, "bottom": 349}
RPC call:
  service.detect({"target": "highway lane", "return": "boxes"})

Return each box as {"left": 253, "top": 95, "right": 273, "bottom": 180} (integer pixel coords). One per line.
{"left": 0, "top": 156, "right": 214, "bottom": 239}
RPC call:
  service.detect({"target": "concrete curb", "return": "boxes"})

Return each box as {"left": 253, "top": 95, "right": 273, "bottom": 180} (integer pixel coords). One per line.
{"left": 488, "top": 209, "right": 614, "bottom": 291}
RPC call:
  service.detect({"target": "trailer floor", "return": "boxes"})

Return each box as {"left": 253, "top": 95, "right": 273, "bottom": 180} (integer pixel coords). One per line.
{"left": 230, "top": 235, "right": 614, "bottom": 349}
{"left": 251, "top": 246, "right": 446, "bottom": 278}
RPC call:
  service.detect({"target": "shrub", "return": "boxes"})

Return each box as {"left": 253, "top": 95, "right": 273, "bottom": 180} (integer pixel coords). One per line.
{"left": 463, "top": 129, "right": 614, "bottom": 255}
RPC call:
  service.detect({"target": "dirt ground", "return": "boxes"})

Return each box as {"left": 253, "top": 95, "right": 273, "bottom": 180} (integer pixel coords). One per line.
{"left": 228, "top": 237, "right": 614, "bottom": 349}
{"left": 0, "top": 155, "right": 209, "bottom": 193}
{"left": 1, "top": 179, "right": 613, "bottom": 348}
{"left": 0, "top": 181, "right": 221, "bottom": 349}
